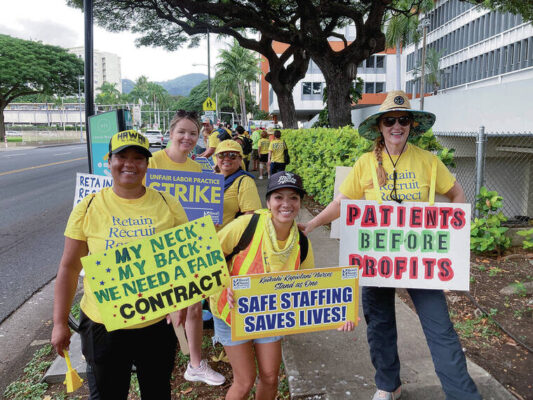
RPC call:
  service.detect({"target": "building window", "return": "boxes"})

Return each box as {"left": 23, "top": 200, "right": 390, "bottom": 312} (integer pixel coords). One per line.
{"left": 375, "top": 82, "right": 385, "bottom": 93}
{"left": 376, "top": 56, "right": 384, "bottom": 68}
{"left": 365, "top": 82, "right": 374, "bottom": 93}
{"left": 366, "top": 57, "right": 375, "bottom": 68}
{"left": 302, "top": 82, "right": 312, "bottom": 95}
{"left": 312, "top": 82, "right": 322, "bottom": 94}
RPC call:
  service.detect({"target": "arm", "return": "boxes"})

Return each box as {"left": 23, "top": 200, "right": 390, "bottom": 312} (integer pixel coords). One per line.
{"left": 301, "top": 193, "right": 349, "bottom": 236}
{"left": 51, "top": 238, "right": 88, "bottom": 356}
{"left": 444, "top": 181, "right": 466, "bottom": 203}
{"left": 199, "top": 146, "right": 216, "bottom": 158}
{"left": 268, "top": 150, "right": 272, "bottom": 165}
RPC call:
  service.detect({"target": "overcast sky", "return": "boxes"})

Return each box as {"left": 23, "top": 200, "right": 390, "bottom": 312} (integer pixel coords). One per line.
{"left": 0, "top": 0, "right": 229, "bottom": 82}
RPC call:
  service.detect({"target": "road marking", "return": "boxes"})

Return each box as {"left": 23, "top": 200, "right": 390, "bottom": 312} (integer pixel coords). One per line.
{"left": 5, "top": 153, "right": 28, "bottom": 157}
{"left": 53, "top": 152, "right": 71, "bottom": 156}
{"left": 0, "top": 157, "right": 86, "bottom": 177}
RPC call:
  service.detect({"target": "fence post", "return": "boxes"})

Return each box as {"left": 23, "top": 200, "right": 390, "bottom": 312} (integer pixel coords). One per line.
{"left": 474, "top": 125, "right": 486, "bottom": 218}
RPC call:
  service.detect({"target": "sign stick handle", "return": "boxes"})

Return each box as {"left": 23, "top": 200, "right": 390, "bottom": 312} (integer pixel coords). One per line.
{"left": 170, "top": 313, "right": 190, "bottom": 355}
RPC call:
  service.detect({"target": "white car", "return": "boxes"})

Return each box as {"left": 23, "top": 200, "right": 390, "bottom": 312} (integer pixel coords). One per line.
{"left": 144, "top": 130, "right": 164, "bottom": 147}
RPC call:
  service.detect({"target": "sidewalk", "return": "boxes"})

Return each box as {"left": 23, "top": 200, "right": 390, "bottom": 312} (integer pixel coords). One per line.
{"left": 253, "top": 170, "right": 513, "bottom": 400}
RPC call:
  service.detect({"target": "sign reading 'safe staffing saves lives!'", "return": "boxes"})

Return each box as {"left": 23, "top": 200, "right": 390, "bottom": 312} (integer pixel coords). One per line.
{"left": 339, "top": 200, "right": 471, "bottom": 291}
{"left": 81, "top": 216, "right": 229, "bottom": 331}
{"left": 231, "top": 267, "right": 359, "bottom": 341}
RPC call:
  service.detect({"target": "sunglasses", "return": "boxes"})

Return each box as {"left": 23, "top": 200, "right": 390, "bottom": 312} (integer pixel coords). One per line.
{"left": 218, "top": 152, "right": 240, "bottom": 160}
{"left": 381, "top": 116, "right": 412, "bottom": 127}
{"left": 175, "top": 109, "right": 198, "bottom": 119}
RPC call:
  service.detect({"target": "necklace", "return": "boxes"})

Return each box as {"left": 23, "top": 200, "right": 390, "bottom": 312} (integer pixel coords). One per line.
{"left": 384, "top": 141, "right": 408, "bottom": 203}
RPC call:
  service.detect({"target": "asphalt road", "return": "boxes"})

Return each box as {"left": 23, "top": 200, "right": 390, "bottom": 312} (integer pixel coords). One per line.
{"left": 0, "top": 144, "right": 88, "bottom": 323}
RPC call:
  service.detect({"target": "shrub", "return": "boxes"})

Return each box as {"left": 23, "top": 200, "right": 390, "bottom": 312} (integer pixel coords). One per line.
{"left": 516, "top": 228, "right": 533, "bottom": 249}
{"left": 470, "top": 186, "right": 511, "bottom": 255}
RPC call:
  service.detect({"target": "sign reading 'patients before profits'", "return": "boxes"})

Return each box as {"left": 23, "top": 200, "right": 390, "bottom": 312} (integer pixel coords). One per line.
{"left": 146, "top": 168, "right": 223, "bottom": 224}
{"left": 339, "top": 200, "right": 471, "bottom": 291}
{"left": 231, "top": 267, "right": 359, "bottom": 341}
{"left": 73, "top": 173, "right": 113, "bottom": 208}
{"left": 81, "top": 216, "right": 229, "bottom": 331}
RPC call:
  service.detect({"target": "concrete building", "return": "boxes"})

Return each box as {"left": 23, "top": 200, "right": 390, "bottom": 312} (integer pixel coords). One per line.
{"left": 69, "top": 47, "right": 123, "bottom": 94}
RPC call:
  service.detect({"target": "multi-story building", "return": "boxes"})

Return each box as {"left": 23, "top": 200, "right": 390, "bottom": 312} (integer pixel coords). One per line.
{"left": 69, "top": 47, "right": 123, "bottom": 94}
{"left": 404, "top": 0, "right": 533, "bottom": 95}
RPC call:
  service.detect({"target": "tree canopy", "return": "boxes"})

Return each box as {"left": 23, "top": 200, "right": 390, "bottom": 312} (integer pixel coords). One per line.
{"left": 468, "top": 0, "right": 533, "bottom": 22}
{"left": 0, "top": 34, "right": 84, "bottom": 140}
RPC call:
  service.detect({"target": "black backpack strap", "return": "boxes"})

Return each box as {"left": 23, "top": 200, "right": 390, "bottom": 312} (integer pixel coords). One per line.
{"left": 225, "top": 213, "right": 260, "bottom": 262}
{"left": 157, "top": 191, "right": 168, "bottom": 205}
{"left": 298, "top": 230, "right": 308, "bottom": 263}
{"left": 84, "top": 194, "right": 96, "bottom": 215}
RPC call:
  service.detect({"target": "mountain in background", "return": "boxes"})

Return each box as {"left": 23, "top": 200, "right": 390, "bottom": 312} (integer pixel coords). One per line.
{"left": 122, "top": 73, "right": 208, "bottom": 96}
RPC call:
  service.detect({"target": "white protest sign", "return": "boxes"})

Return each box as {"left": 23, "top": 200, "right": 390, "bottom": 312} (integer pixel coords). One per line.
{"left": 73, "top": 172, "right": 113, "bottom": 208}
{"left": 339, "top": 200, "right": 471, "bottom": 290}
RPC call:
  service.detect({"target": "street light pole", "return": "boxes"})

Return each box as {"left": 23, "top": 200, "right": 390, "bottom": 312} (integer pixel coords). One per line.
{"left": 207, "top": 27, "right": 211, "bottom": 98}
{"left": 78, "top": 76, "right": 84, "bottom": 142}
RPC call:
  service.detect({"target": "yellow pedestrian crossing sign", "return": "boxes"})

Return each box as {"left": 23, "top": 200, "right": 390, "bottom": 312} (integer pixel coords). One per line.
{"left": 202, "top": 97, "right": 216, "bottom": 111}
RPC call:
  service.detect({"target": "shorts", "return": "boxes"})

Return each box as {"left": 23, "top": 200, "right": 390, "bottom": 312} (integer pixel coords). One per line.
{"left": 252, "top": 149, "right": 259, "bottom": 160}
{"left": 212, "top": 316, "right": 282, "bottom": 347}
{"left": 259, "top": 154, "right": 268, "bottom": 163}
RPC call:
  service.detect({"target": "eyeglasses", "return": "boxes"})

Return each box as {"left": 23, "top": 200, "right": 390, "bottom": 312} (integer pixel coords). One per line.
{"left": 175, "top": 109, "right": 198, "bottom": 119}
{"left": 381, "top": 116, "right": 412, "bottom": 127}
{"left": 217, "top": 152, "right": 240, "bottom": 160}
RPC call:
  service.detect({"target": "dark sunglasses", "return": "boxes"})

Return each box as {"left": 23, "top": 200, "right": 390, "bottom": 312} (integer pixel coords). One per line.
{"left": 218, "top": 152, "right": 240, "bottom": 160}
{"left": 381, "top": 116, "right": 412, "bottom": 127}
{"left": 175, "top": 109, "right": 198, "bottom": 119}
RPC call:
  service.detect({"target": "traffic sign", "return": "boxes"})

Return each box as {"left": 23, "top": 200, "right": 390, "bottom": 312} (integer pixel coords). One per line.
{"left": 202, "top": 97, "right": 217, "bottom": 111}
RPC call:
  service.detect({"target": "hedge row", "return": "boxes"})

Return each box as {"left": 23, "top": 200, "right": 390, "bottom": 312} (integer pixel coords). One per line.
{"left": 283, "top": 127, "right": 452, "bottom": 206}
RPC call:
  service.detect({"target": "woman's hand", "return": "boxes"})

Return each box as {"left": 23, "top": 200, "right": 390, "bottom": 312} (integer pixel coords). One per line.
{"left": 167, "top": 309, "right": 187, "bottom": 328}
{"left": 51, "top": 323, "right": 71, "bottom": 356}
{"left": 227, "top": 288, "right": 235, "bottom": 309}
{"left": 298, "top": 221, "right": 314, "bottom": 236}
{"left": 337, "top": 320, "right": 355, "bottom": 332}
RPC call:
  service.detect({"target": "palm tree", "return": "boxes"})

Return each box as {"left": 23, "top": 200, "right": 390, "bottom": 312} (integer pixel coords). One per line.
{"left": 216, "top": 40, "right": 261, "bottom": 127}
{"left": 424, "top": 48, "right": 444, "bottom": 94}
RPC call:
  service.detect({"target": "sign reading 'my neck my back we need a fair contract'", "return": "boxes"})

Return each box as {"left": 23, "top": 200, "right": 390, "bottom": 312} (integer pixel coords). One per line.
{"left": 339, "top": 200, "right": 471, "bottom": 291}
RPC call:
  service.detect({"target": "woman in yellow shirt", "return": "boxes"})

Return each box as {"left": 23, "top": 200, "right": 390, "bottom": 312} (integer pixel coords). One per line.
{"left": 257, "top": 130, "right": 270, "bottom": 179}
{"left": 149, "top": 110, "right": 225, "bottom": 386}
{"left": 52, "top": 131, "right": 188, "bottom": 399}
{"left": 302, "top": 91, "right": 480, "bottom": 400}
{"left": 211, "top": 171, "right": 354, "bottom": 400}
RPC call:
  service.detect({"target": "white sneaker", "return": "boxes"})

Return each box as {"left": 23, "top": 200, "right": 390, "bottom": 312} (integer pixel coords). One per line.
{"left": 372, "top": 387, "right": 401, "bottom": 400}
{"left": 184, "top": 359, "right": 225, "bottom": 386}
{"left": 259, "top": 176, "right": 263, "bottom": 179}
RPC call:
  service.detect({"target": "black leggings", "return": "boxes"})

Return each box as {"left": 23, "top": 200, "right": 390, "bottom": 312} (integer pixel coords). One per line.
{"left": 79, "top": 311, "right": 177, "bottom": 400}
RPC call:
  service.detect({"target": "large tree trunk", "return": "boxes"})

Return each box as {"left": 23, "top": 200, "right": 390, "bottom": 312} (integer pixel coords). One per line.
{"left": 276, "top": 89, "right": 298, "bottom": 129}
{"left": 0, "top": 103, "right": 6, "bottom": 143}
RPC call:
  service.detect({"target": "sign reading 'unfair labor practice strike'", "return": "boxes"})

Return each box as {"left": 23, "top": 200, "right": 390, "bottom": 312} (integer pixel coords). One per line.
{"left": 231, "top": 267, "right": 359, "bottom": 341}
{"left": 81, "top": 216, "right": 229, "bottom": 331}
{"left": 146, "top": 169, "right": 223, "bottom": 224}
{"left": 339, "top": 200, "right": 471, "bottom": 291}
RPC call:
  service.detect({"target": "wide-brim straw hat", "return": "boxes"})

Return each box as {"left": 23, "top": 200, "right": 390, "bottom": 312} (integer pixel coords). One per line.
{"left": 358, "top": 90, "right": 436, "bottom": 140}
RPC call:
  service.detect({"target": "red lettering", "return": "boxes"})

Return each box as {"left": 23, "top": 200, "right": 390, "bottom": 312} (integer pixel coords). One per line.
{"left": 410, "top": 207, "right": 423, "bottom": 227}
{"left": 409, "top": 257, "right": 418, "bottom": 279}
{"left": 362, "top": 256, "right": 377, "bottom": 277}
{"left": 451, "top": 209, "right": 466, "bottom": 230}
{"left": 361, "top": 205, "right": 378, "bottom": 227}
{"left": 439, "top": 207, "right": 453, "bottom": 229}
{"left": 422, "top": 258, "right": 437, "bottom": 279}
{"left": 394, "top": 257, "right": 407, "bottom": 279}
{"left": 378, "top": 256, "right": 393, "bottom": 278}
{"left": 437, "top": 258, "right": 454, "bottom": 281}
{"left": 397, "top": 206, "right": 406, "bottom": 227}
{"left": 379, "top": 205, "right": 394, "bottom": 227}
{"left": 348, "top": 254, "right": 362, "bottom": 268}
{"left": 346, "top": 204, "right": 360, "bottom": 226}
{"left": 424, "top": 207, "right": 438, "bottom": 229}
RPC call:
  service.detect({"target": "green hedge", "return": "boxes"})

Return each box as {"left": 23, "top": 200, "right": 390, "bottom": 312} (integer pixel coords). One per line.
{"left": 283, "top": 127, "right": 453, "bottom": 206}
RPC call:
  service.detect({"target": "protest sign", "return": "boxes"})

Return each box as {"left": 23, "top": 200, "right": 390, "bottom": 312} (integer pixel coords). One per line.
{"left": 339, "top": 200, "right": 471, "bottom": 290}
{"left": 231, "top": 267, "right": 359, "bottom": 341}
{"left": 81, "top": 216, "right": 229, "bottom": 331}
{"left": 194, "top": 156, "right": 215, "bottom": 172}
{"left": 73, "top": 173, "right": 113, "bottom": 207}
{"left": 146, "top": 168, "right": 223, "bottom": 224}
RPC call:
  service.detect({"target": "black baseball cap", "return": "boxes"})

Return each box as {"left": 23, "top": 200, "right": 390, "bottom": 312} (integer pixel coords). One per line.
{"left": 266, "top": 171, "right": 305, "bottom": 198}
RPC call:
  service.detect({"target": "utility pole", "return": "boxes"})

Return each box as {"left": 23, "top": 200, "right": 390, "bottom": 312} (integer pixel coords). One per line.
{"left": 419, "top": 18, "right": 430, "bottom": 111}
{"left": 207, "top": 27, "right": 211, "bottom": 98}
{"left": 84, "top": 0, "right": 94, "bottom": 173}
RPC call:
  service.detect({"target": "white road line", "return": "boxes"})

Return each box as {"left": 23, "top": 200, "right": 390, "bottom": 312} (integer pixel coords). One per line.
{"left": 5, "top": 153, "right": 28, "bottom": 157}
{"left": 53, "top": 152, "right": 72, "bottom": 156}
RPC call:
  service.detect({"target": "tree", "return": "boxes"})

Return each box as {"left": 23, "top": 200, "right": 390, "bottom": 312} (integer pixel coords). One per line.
{"left": 95, "top": 82, "right": 122, "bottom": 106}
{"left": 313, "top": 78, "right": 363, "bottom": 128}
{"left": 216, "top": 40, "right": 261, "bottom": 127}
{"left": 0, "top": 34, "right": 83, "bottom": 140}
{"left": 467, "top": 0, "right": 533, "bottom": 23}
{"left": 423, "top": 47, "right": 443, "bottom": 94}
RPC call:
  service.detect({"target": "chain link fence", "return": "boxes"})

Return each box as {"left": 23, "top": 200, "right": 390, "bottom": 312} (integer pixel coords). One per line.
{"left": 434, "top": 129, "right": 533, "bottom": 224}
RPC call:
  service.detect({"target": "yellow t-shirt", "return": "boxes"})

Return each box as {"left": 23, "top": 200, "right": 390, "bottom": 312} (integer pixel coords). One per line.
{"left": 148, "top": 150, "right": 202, "bottom": 173}
{"left": 339, "top": 144, "right": 456, "bottom": 203}
{"left": 208, "top": 132, "right": 221, "bottom": 149}
{"left": 258, "top": 138, "right": 270, "bottom": 155}
{"left": 269, "top": 139, "right": 286, "bottom": 163}
{"left": 210, "top": 213, "right": 315, "bottom": 320}
{"left": 65, "top": 187, "right": 188, "bottom": 326}
{"left": 220, "top": 176, "right": 261, "bottom": 229}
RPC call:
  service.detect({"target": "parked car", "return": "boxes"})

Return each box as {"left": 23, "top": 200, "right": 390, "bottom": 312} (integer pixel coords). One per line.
{"left": 144, "top": 130, "right": 163, "bottom": 147}
{"left": 162, "top": 130, "right": 170, "bottom": 147}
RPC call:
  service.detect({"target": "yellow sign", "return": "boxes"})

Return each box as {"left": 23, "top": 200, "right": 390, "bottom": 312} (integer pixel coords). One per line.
{"left": 202, "top": 97, "right": 217, "bottom": 111}
{"left": 231, "top": 267, "right": 359, "bottom": 341}
{"left": 81, "top": 216, "right": 229, "bottom": 331}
